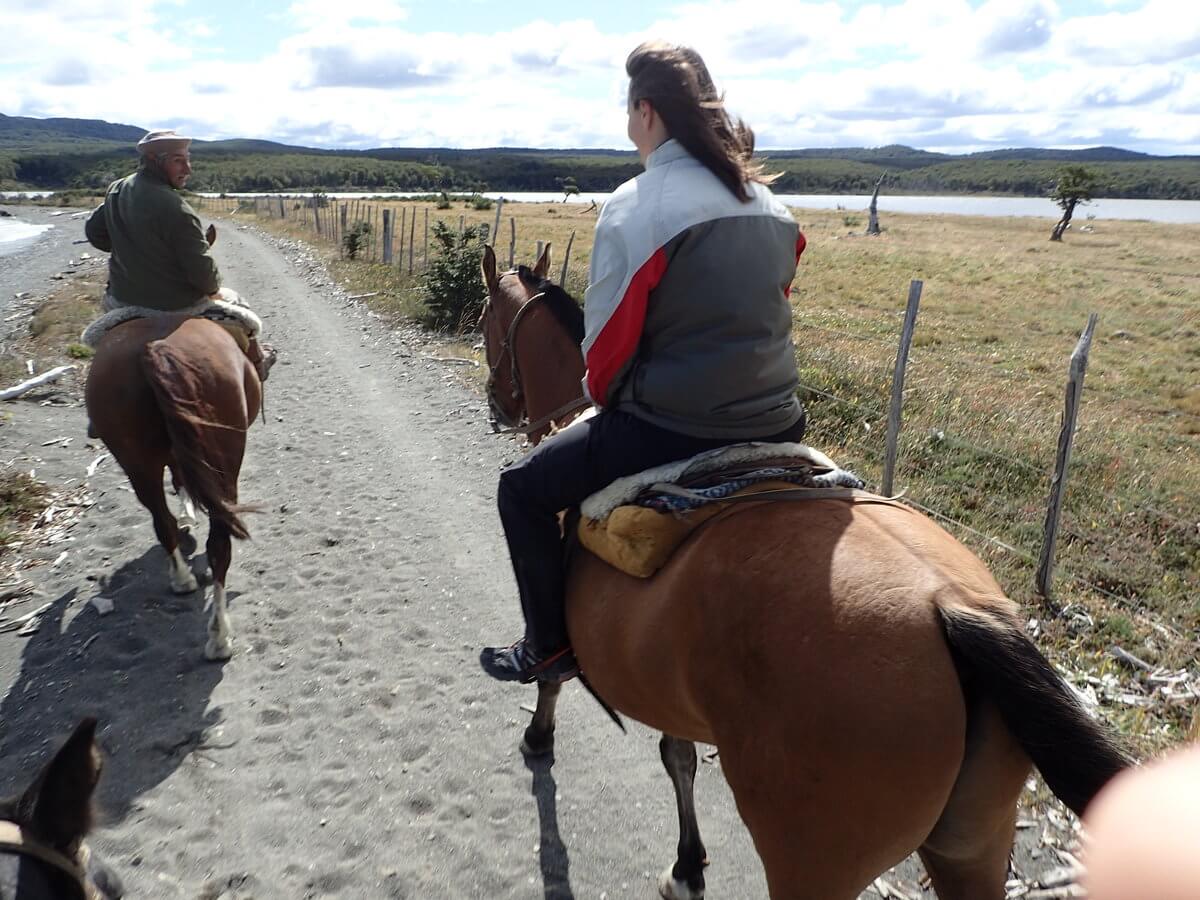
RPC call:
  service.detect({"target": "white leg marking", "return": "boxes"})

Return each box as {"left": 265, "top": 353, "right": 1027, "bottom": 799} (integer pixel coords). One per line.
{"left": 659, "top": 865, "right": 704, "bottom": 900}
{"left": 168, "top": 547, "right": 198, "bottom": 594}
{"left": 177, "top": 488, "right": 197, "bottom": 531}
{"left": 204, "top": 582, "right": 233, "bottom": 661}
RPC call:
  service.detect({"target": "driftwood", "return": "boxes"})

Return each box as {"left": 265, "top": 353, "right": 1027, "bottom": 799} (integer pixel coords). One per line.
{"left": 0, "top": 365, "right": 76, "bottom": 401}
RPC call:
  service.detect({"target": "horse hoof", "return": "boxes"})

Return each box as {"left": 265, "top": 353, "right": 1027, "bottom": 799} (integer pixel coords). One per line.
{"left": 204, "top": 638, "right": 233, "bottom": 661}
{"left": 659, "top": 865, "right": 704, "bottom": 900}
{"left": 520, "top": 725, "right": 554, "bottom": 757}
{"left": 171, "top": 574, "right": 199, "bottom": 594}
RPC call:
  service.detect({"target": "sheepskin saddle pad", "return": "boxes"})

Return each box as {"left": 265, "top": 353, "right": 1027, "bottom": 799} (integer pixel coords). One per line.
{"left": 577, "top": 442, "right": 868, "bottom": 579}
{"left": 81, "top": 287, "right": 262, "bottom": 350}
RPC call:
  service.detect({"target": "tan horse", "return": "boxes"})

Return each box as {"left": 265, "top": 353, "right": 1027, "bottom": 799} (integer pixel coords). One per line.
{"left": 85, "top": 314, "right": 260, "bottom": 661}
{"left": 480, "top": 244, "right": 1132, "bottom": 900}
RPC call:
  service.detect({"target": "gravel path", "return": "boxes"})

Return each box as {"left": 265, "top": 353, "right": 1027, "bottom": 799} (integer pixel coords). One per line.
{"left": 0, "top": 219, "right": 1077, "bottom": 899}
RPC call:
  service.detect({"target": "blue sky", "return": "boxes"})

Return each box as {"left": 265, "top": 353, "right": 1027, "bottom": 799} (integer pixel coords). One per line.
{"left": 2, "top": 0, "right": 1197, "bottom": 154}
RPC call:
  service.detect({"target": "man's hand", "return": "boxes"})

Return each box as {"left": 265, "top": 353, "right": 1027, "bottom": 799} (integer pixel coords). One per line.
{"left": 206, "top": 224, "right": 217, "bottom": 246}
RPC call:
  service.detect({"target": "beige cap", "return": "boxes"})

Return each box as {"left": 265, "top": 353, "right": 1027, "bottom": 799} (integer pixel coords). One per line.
{"left": 136, "top": 129, "right": 192, "bottom": 155}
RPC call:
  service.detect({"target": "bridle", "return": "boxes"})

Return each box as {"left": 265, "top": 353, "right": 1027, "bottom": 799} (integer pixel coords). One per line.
{"left": 0, "top": 820, "right": 96, "bottom": 900}
{"left": 480, "top": 270, "right": 590, "bottom": 437}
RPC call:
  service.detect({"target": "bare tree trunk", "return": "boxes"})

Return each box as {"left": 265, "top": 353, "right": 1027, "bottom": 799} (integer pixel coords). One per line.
{"left": 1050, "top": 198, "right": 1078, "bottom": 241}
{"left": 867, "top": 172, "right": 886, "bottom": 235}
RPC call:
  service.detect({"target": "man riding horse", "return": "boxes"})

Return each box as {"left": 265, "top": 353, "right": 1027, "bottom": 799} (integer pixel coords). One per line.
{"left": 83, "top": 129, "right": 275, "bottom": 397}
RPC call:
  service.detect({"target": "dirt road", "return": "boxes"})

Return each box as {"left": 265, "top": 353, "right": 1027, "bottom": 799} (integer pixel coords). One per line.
{"left": 0, "top": 219, "right": 1077, "bottom": 899}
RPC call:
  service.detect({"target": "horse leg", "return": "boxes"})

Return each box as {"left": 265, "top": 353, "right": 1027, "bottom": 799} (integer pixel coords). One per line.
{"left": 521, "top": 681, "right": 561, "bottom": 756}
{"left": 916, "top": 701, "right": 1030, "bottom": 900}
{"left": 128, "top": 466, "right": 197, "bottom": 594}
{"left": 658, "top": 734, "right": 708, "bottom": 900}
{"left": 204, "top": 519, "right": 234, "bottom": 661}
{"left": 167, "top": 460, "right": 197, "bottom": 532}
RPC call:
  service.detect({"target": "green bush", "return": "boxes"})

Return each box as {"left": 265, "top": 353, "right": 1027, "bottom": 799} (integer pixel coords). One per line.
{"left": 342, "top": 221, "right": 372, "bottom": 260}
{"left": 66, "top": 343, "right": 94, "bottom": 359}
{"left": 420, "top": 220, "right": 488, "bottom": 331}
{"left": 469, "top": 194, "right": 493, "bottom": 210}
{"left": 435, "top": 191, "right": 452, "bottom": 210}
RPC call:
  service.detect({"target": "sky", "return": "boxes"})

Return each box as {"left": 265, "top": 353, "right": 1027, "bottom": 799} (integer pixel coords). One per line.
{"left": 1, "top": 0, "right": 1198, "bottom": 155}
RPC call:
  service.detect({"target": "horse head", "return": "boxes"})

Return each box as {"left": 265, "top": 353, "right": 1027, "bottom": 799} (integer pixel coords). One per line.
{"left": 479, "top": 242, "right": 559, "bottom": 434}
{"left": 0, "top": 718, "right": 123, "bottom": 900}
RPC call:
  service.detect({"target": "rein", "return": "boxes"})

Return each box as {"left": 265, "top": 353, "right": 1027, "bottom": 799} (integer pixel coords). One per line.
{"left": 482, "top": 279, "right": 590, "bottom": 437}
{"left": 0, "top": 821, "right": 93, "bottom": 900}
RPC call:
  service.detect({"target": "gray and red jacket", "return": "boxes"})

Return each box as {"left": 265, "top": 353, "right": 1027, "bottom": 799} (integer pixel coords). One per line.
{"left": 582, "top": 139, "right": 805, "bottom": 439}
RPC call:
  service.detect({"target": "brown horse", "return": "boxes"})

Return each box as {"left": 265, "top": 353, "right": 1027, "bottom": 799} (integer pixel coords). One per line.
{"left": 86, "top": 314, "right": 260, "bottom": 661}
{"left": 1, "top": 719, "right": 124, "bottom": 900}
{"left": 480, "top": 244, "right": 1132, "bottom": 900}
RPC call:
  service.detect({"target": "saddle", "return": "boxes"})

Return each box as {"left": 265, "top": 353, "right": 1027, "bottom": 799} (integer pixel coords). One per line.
{"left": 81, "top": 287, "right": 274, "bottom": 381}
{"left": 577, "top": 442, "right": 868, "bottom": 578}
{"left": 81, "top": 287, "right": 263, "bottom": 350}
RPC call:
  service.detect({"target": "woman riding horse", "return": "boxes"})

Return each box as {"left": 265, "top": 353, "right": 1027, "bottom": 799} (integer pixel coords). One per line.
{"left": 480, "top": 41, "right": 808, "bottom": 684}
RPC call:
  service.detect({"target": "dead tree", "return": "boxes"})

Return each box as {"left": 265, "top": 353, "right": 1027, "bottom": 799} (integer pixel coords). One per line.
{"left": 867, "top": 172, "right": 887, "bottom": 235}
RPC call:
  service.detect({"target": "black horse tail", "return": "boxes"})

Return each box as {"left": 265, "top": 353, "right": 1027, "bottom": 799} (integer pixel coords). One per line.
{"left": 938, "top": 605, "right": 1134, "bottom": 816}
{"left": 142, "top": 339, "right": 251, "bottom": 540}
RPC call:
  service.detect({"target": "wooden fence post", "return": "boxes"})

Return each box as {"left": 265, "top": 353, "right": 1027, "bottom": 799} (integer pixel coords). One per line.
{"left": 508, "top": 218, "right": 516, "bottom": 268}
{"left": 491, "top": 198, "right": 503, "bottom": 247}
{"left": 396, "top": 207, "right": 406, "bottom": 268}
{"left": 559, "top": 230, "right": 576, "bottom": 287}
{"left": 381, "top": 209, "right": 393, "bottom": 264}
{"left": 312, "top": 194, "right": 322, "bottom": 236}
{"left": 408, "top": 206, "right": 416, "bottom": 275}
{"left": 458, "top": 215, "right": 464, "bottom": 236}
{"left": 423, "top": 208, "right": 429, "bottom": 272}
{"left": 278, "top": 196, "right": 285, "bottom": 218}
{"left": 882, "top": 280, "right": 923, "bottom": 497}
{"left": 1036, "top": 313, "right": 1099, "bottom": 600}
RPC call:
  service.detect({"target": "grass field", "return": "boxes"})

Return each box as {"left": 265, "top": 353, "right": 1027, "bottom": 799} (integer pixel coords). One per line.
{"left": 83, "top": 193, "right": 1200, "bottom": 748}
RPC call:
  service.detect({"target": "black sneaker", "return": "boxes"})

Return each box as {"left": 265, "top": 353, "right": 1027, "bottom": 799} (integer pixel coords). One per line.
{"left": 480, "top": 639, "right": 579, "bottom": 684}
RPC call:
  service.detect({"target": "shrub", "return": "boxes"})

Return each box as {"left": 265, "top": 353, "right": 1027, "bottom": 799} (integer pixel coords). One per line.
{"left": 342, "top": 221, "right": 372, "bottom": 260}
{"left": 435, "top": 191, "right": 452, "bottom": 210}
{"left": 469, "top": 194, "right": 493, "bottom": 211}
{"left": 420, "top": 220, "right": 488, "bottom": 331}
{"left": 66, "top": 343, "right": 93, "bottom": 359}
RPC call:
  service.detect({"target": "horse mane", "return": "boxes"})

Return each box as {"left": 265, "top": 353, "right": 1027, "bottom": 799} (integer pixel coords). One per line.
{"left": 517, "top": 266, "right": 584, "bottom": 346}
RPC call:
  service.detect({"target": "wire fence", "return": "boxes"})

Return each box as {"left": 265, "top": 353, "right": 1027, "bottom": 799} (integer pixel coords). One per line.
{"left": 196, "top": 192, "right": 1196, "bottom": 617}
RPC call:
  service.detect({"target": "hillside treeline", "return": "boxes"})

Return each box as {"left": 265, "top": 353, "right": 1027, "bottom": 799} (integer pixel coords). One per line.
{"left": 3, "top": 146, "right": 1199, "bottom": 200}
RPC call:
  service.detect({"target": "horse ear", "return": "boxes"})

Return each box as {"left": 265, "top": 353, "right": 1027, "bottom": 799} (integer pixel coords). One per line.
{"left": 533, "top": 243, "right": 552, "bottom": 279}
{"left": 17, "top": 718, "right": 101, "bottom": 852}
{"left": 481, "top": 244, "right": 499, "bottom": 294}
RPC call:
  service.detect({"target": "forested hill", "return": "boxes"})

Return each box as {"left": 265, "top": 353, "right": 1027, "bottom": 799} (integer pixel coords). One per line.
{"left": 2, "top": 114, "right": 1197, "bottom": 199}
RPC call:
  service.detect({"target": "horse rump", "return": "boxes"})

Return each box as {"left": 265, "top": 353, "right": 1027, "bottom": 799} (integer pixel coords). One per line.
{"left": 937, "top": 604, "right": 1134, "bottom": 816}
{"left": 141, "top": 337, "right": 251, "bottom": 540}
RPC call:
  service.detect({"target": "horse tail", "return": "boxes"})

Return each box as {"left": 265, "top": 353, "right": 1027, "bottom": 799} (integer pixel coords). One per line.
{"left": 142, "top": 339, "right": 251, "bottom": 540}
{"left": 937, "top": 604, "right": 1134, "bottom": 816}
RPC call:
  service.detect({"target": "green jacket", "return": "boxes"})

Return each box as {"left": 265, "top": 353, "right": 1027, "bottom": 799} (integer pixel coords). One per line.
{"left": 85, "top": 167, "right": 220, "bottom": 310}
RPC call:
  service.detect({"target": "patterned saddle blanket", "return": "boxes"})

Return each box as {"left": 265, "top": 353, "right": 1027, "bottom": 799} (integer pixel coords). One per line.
{"left": 81, "top": 287, "right": 263, "bottom": 349}
{"left": 577, "top": 442, "right": 868, "bottom": 578}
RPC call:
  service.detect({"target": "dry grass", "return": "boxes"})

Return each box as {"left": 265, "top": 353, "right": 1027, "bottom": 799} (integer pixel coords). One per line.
{"left": 208, "top": 195, "right": 1199, "bottom": 750}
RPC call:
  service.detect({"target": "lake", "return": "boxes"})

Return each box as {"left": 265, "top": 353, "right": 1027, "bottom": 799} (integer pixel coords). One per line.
{"left": 6, "top": 190, "right": 1200, "bottom": 224}
{"left": 0, "top": 215, "right": 53, "bottom": 256}
{"left": 193, "top": 191, "right": 1200, "bottom": 224}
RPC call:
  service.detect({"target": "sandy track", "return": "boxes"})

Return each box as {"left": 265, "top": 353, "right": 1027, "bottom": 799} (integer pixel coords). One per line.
{"left": 1, "top": 221, "right": 777, "bottom": 899}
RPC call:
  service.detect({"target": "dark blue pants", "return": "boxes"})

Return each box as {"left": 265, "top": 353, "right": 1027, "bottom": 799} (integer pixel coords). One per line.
{"left": 497, "top": 408, "right": 806, "bottom": 652}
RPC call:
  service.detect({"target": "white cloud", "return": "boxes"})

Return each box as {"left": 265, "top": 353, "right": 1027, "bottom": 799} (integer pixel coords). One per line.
{"left": 1, "top": 0, "right": 1196, "bottom": 155}
{"left": 1057, "top": 0, "right": 1200, "bottom": 65}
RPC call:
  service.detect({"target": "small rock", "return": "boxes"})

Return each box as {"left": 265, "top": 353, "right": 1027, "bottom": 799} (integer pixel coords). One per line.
{"left": 90, "top": 596, "right": 115, "bottom": 616}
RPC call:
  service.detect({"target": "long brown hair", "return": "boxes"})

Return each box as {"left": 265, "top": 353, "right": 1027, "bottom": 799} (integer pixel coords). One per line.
{"left": 625, "top": 41, "right": 775, "bottom": 202}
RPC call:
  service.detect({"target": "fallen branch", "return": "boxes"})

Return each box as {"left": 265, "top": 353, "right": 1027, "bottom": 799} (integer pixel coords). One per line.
{"left": 0, "top": 365, "right": 77, "bottom": 401}
{"left": 423, "top": 356, "right": 479, "bottom": 367}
